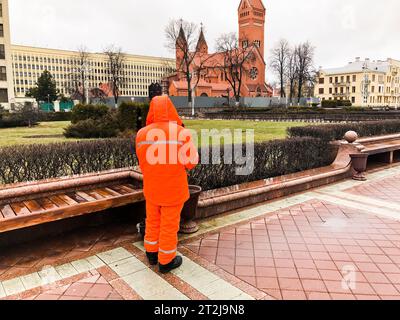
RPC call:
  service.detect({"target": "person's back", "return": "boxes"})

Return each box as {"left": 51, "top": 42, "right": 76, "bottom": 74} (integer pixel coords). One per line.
{"left": 136, "top": 95, "right": 198, "bottom": 273}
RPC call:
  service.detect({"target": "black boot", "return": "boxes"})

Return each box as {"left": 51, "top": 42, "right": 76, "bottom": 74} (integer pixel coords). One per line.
{"left": 159, "top": 256, "right": 183, "bottom": 274}
{"left": 146, "top": 252, "right": 158, "bottom": 266}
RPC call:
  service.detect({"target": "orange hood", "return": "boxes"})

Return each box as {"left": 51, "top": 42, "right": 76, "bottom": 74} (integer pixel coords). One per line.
{"left": 146, "top": 95, "right": 183, "bottom": 126}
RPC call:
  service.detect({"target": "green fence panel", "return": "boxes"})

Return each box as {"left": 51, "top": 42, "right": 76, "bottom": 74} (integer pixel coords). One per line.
{"left": 60, "top": 101, "right": 74, "bottom": 112}
{"left": 39, "top": 102, "right": 55, "bottom": 112}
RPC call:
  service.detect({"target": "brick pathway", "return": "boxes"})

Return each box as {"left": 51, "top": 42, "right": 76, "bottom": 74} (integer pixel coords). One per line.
{"left": 2, "top": 164, "right": 400, "bottom": 300}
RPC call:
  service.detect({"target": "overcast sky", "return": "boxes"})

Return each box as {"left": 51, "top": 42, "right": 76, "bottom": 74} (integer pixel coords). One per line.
{"left": 9, "top": 0, "right": 400, "bottom": 83}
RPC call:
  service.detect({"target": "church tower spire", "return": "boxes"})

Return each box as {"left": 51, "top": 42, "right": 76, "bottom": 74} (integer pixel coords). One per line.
{"left": 196, "top": 23, "right": 208, "bottom": 55}
{"left": 176, "top": 21, "right": 188, "bottom": 71}
{"left": 238, "top": 0, "right": 266, "bottom": 59}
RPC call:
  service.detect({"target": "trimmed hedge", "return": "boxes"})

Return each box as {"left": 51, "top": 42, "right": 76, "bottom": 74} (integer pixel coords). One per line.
{"left": 0, "top": 139, "right": 137, "bottom": 185}
{"left": 38, "top": 112, "right": 72, "bottom": 122}
{"left": 0, "top": 137, "right": 336, "bottom": 191}
{"left": 189, "top": 137, "right": 336, "bottom": 191}
{"left": 0, "top": 118, "right": 33, "bottom": 128}
{"left": 321, "top": 100, "right": 352, "bottom": 108}
{"left": 288, "top": 120, "right": 400, "bottom": 141}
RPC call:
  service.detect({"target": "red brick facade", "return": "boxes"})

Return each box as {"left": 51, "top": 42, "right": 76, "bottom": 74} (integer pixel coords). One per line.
{"left": 168, "top": 0, "right": 271, "bottom": 98}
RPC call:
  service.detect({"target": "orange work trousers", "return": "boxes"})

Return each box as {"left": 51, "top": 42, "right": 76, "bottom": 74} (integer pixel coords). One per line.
{"left": 144, "top": 201, "right": 184, "bottom": 265}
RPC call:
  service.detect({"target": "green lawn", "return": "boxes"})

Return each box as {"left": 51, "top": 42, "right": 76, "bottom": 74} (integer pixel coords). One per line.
{"left": 185, "top": 120, "right": 308, "bottom": 146}
{"left": 0, "top": 120, "right": 308, "bottom": 147}
{"left": 0, "top": 121, "right": 78, "bottom": 147}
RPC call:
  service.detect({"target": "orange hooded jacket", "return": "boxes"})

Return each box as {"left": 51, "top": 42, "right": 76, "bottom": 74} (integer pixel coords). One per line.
{"left": 136, "top": 96, "right": 199, "bottom": 206}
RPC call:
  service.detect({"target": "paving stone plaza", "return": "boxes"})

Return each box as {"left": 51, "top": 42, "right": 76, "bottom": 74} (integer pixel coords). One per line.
{"left": 2, "top": 164, "right": 400, "bottom": 300}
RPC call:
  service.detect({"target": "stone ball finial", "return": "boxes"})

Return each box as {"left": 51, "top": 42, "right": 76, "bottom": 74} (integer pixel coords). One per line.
{"left": 344, "top": 131, "right": 358, "bottom": 143}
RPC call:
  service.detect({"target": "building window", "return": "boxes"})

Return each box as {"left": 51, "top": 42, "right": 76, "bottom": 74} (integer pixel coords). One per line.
{"left": 352, "top": 86, "right": 356, "bottom": 93}
{"left": 319, "top": 78, "right": 324, "bottom": 84}
{"left": 0, "top": 44, "right": 5, "bottom": 60}
{"left": 319, "top": 88, "right": 324, "bottom": 94}
{"left": 352, "top": 75, "right": 356, "bottom": 82}
{"left": 0, "top": 24, "right": 3, "bottom": 37}
{"left": 0, "top": 4, "right": 3, "bottom": 18}
{"left": 0, "top": 66, "right": 6, "bottom": 81}
{"left": 242, "top": 40, "right": 248, "bottom": 48}
{"left": 0, "top": 89, "right": 8, "bottom": 102}
{"left": 352, "top": 97, "right": 355, "bottom": 104}
{"left": 254, "top": 40, "right": 261, "bottom": 48}
{"left": 329, "top": 77, "right": 333, "bottom": 83}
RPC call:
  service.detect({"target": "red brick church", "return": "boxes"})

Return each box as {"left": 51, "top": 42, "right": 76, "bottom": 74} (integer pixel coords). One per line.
{"left": 167, "top": 0, "right": 272, "bottom": 98}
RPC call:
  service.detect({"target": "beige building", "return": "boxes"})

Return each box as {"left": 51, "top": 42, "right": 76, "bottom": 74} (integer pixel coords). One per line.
{"left": 11, "top": 45, "right": 175, "bottom": 102}
{"left": 0, "top": 0, "right": 15, "bottom": 108}
{"left": 315, "top": 57, "right": 400, "bottom": 107}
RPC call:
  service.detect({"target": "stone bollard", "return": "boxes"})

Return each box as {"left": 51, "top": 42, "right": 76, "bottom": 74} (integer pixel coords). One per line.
{"left": 344, "top": 131, "right": 368, "bottom": 181}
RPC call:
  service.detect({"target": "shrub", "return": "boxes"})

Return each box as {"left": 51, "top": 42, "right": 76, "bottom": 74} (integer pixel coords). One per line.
{"left": 321, "top": 100, "right": 352, "bottom": 108}
{"left": 38, "top": 111, "right": 73, "bottom": 122}
{"left": 0, "top": 137, "right": 335, "bottom": 190}
{"left": 64, "top": 113, "right": 120, "bottom": 139}
{"left": 136, "top": 103, "right": 150, "bottom": 130}
{"left": 117, "top": 102, "right": 139, "bottom": 132}
{"left": 0, "top": 139, "right": 137, "bottom": 185}
{"left": 117, "top": 102, "right": 150, "bottom": 132}
{"left": 189, "top": 137, "right": 336, "bottom": 191}
{"left": 288, "top": 120, "right": 400, "bottom": 141}
{"left": 71, "top": 104, "right": 109, "bottom": 124}
{"left": 0, "top": 117, "right": 32, "bottom": 128}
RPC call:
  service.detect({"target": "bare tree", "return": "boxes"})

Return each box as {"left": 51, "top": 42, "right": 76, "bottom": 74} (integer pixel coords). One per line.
{"left": 270, "top": 39, "right": 290, "bottom": 98}
{"left": 295, "top": 42, "right": 315, "bottom": 102}
{"left": 215, "top": 32, "right": 256, "bottom": 106}
{"left": 165, "top": 19, "right": 201, "bottom": 108}
{"left": 104, "top": 45, "right": 126, "bottom": 107}
{"left": 286, "top": 48, "right": 298, "bottom": 104}
{"left": 65, "top": 46, "right": 91, "bottom": 104}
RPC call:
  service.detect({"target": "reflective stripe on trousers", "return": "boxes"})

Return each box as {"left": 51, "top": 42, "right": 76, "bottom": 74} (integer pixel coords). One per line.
{"left": 159, "top": 248, "right": 177, "bottom": 255}
{"left": 144, "top": 240, "right": 159, "bottom": 246}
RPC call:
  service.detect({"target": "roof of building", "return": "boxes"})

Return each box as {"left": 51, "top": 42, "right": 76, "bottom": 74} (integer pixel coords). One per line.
{"left": 321, "top": 59, "right": 392, "bottom": 75}
{"left": 239, "top": 0, "right": 265, "bottom": 11}
{"left": 196, "top": 28, "right": 208, "bottom": 51}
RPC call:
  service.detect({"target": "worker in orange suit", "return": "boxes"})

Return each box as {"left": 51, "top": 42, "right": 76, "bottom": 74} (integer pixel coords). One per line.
{"left": 136, "top": 95, "right": 199, "bottom": 274}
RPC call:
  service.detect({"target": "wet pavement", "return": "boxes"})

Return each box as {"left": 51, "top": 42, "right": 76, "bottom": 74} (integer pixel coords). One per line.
{"left": 2, "top": 164, "right": 400, "bottom": 300}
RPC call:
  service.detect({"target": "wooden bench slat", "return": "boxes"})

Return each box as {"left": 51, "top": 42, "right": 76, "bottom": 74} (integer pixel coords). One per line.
{"left": 24, "top": 200, "right": 44, "bottom": 214}
{"left": 103, "top": 187, "right": 123, "bottom": 197}
{"left": 49, "top": 196, "right": 69, "bottom": 208}
{"left": 86, "top": 191, "right": 106, "bottom": 201}
{"left": 57, "top": 194, "right": 79, "bottom": 206}
{"left": 66, "top": 193, "right": 88, "bottom": 204}
{"left": 75, "top": 191, "right": 97, "bottom": 202}
{"left": 95, "top": 188, "right": 116, "bottom": 198}
{"left": 109, "top": 185, "right": 131, "bottom": 195}
{"left": 10, "top": 203, "right": 31, "bottom": 216}
{"left": 120, "top": 185, "right": 136, "bottom": 193}
{"left": 1, "top": 205, "right": 16, "bottom": 219}
{"left": 36, "top": 198, "right": 58, "bottom": 210}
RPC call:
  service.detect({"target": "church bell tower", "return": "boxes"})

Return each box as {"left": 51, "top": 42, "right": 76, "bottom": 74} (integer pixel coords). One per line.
{"left": 238, "top": 0, "right": 266, "bottom": 59}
